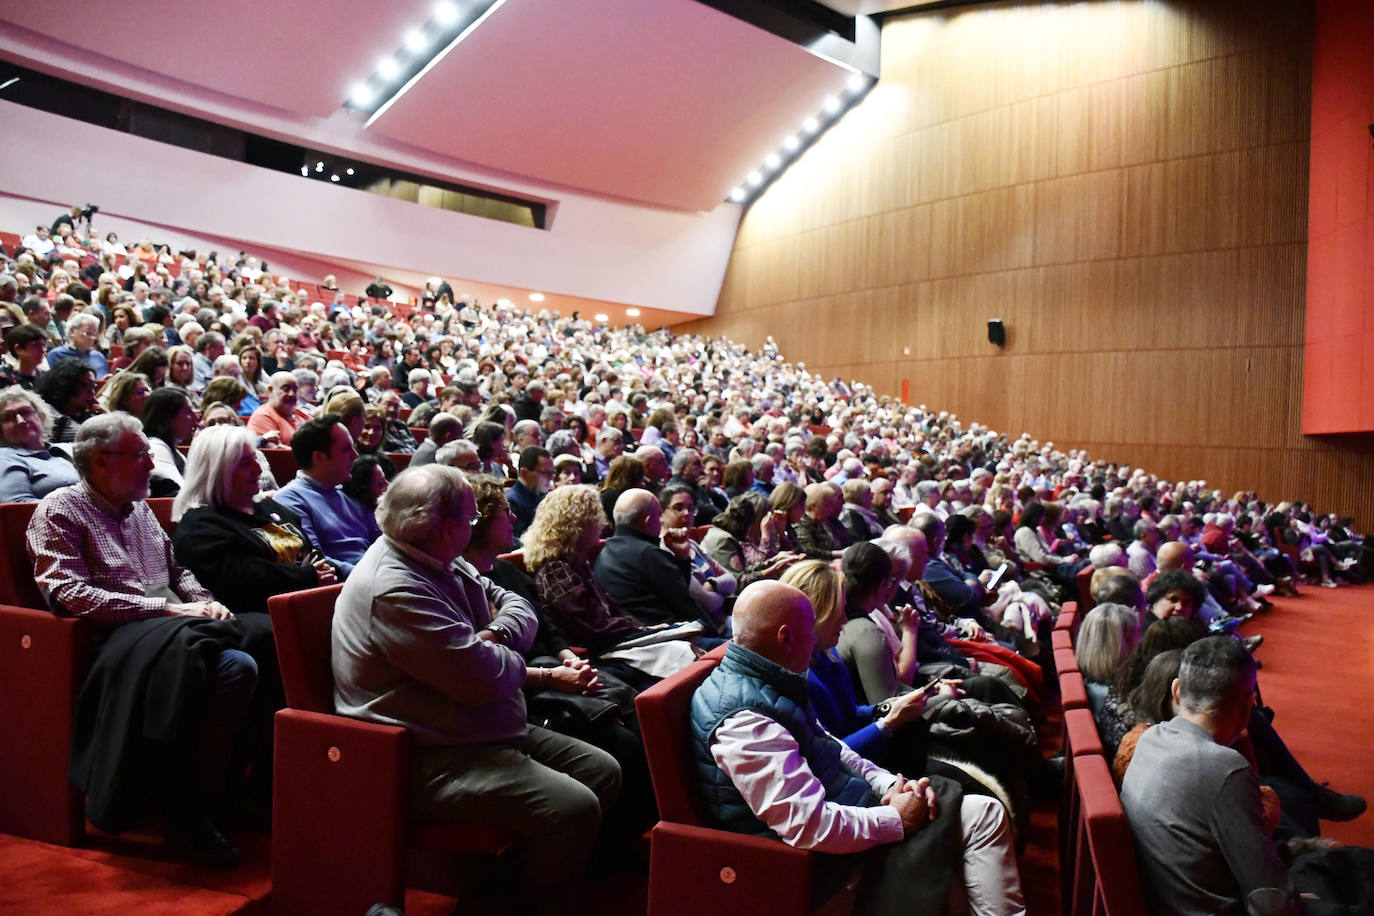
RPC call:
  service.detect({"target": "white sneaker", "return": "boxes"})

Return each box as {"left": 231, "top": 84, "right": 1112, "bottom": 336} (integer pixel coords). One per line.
{"left": 1253, "top": 584, "right": 1276, "bottom": 597}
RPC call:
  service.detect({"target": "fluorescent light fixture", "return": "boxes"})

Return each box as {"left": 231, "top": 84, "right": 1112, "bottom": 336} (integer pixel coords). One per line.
{"left": 330, "top": 174, "right": 340, "bottom": 182}
{"left": 764, "top": 153, "right": 782, "bottom": 170}
{"left": 529, "top": 293, "right": 545, "bottom": 302}
{"left": 823, "top": 95, "right": 842, "bottom": 114}
{"left": 593, "top": 313, "right": 609, "bottom": 322}
{"left": 803, "top": 116, "right": 820, "bottom": 134}
{"left": 847, "top": 74, "right": 866, "bottom": 93}
{"left": 747, "top": 170, "right": 764, "bottom": 186}
{"left": 405, "top": 30, "right": 428, "bottom": 53}
{"left": 434, "top": 0, "right": 460, "bottom": 25}
{"left": 0, "top": 77, "right": 18, "bottom": 91}
{"left": 625, "top": 308, "right": 641, "bottom": 317}
{"left": 783, "top": 134, "right": 800, "bottom": 152}
{"left": 377, "top": 56, "right": 400, "bottom": 80}
{"left": 350, "top": 83, "right": 375, "bottom": 106}
{"left": 729, "top": 187, "right": 747, "bottom": 202}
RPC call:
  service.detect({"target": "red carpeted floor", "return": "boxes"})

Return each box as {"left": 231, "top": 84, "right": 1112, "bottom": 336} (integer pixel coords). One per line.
{"left": 1, "top": 584, "right": 1367, "bottom": 914}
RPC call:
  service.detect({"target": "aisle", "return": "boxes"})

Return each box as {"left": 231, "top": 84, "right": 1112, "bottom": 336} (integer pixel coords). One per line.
{"left": 1237, "top": 584, "right": 1374, "bottom": 847}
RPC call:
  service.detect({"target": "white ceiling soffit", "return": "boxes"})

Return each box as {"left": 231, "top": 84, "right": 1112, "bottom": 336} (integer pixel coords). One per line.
{"left": 0, "top": 0, "right": 860, "bottom": 212}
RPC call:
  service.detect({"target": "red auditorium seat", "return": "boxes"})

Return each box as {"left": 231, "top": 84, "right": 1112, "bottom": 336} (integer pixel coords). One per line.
{"left": 1060, "top": 707, "right": 1106, "bottom": 910}
{"left": 635, "top": 651, "right": 857, "bottom": 915}
{"left": 1067, "top": 754, "right": 1147, "bottom": 916}
{"left": 388, "top": 451, "right": 412, "bottom": 472}
{"left": 268, "top": 585, "right": 513, "bottom": 915}
{"left": 1051, "top": 627, "right": 1074, "bottom": 654}
{"left": 261, "top": 447, "right": 298, "bottom": 487}
{"left": 1077, "top": 565, "right": 1095, "bottom": 611}
{"left": 0, "top": 501, "right": 89, "bottom": 844}
{"left": 898, "top": 506, "right": 915, "bottom": 523}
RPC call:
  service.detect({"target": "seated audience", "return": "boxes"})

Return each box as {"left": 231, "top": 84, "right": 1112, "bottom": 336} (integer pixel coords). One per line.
{"left": 691, "top": 580, "right": 1025, "bottom": 915}
{"left": 0, "top": 385, "right": 80, "bottom": 501}
{"left": 700, "top": 492, "right": 800, "bottom": 585}
{"left": 274, "top": 415, "right": 381, "bottom": 578}
{"left": 342, "top": 453, "right": 390, "bottom": 513}
{"left": 27, "top": 414, "right": 272, "bottom": 867}
{"left": 0, "top": 324, "right": 47, "bottom": 389}
{"left": 507, "top": 445, "right": 553, "bottom": 540}
{"left": 142, "top": 387, "right": 199, "bottom": 496}
{"left": 410, "top": 411, "right": 461, "bottom": 467}
{"left": 246, "top": 371, "right": 309, "bottom": 445}
{"left": 46, "top": 312, "right": 109, "bottom": 379}
{"left": 1073, "top": 602, "right": 1142, "bottom": 716}
{"left": 658, "top": 483, "right": 737, "bottom": 624}
{"left": 100, "top": 370, "right": 152, "bottom": 418}
{"left": 34, "top": 358, "right": 100, "bottom": 443}
{"left": 332, "top": 465, "right": 621, "bottom": 911}
{"left": 793, "top": 482, "right": 851, "bottom": 559}
{"left": 594, "top": 488, "right": 717, "bottom": 633}
{"left": 171, "top": 425, "right": 335, "bottom": 614}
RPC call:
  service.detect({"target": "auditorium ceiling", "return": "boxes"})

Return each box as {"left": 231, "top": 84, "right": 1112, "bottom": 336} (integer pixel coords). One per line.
{"left": 0, "top": 0, "right": 864, "bottom": 212}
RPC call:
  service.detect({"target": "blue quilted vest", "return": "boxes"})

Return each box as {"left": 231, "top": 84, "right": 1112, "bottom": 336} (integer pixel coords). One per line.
{"left": 690, "top": 642, "right": 877, "bottom": 837}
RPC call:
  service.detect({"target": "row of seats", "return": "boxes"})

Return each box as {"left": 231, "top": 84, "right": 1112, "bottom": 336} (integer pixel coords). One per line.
{"left": 1053, "top": 603, "right": 1147, "bottom": 916}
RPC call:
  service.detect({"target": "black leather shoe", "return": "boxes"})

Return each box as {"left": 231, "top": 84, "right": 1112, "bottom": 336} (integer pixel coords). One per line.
{"left": 1316, "top": 785, "right": 1367, "bottom": 822}
{"left": 168, "top": 811, "right": 241, "bottom": 869}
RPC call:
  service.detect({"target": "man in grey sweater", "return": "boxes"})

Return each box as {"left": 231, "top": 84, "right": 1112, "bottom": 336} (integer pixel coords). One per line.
{"left": 332, "top": 465, "right": 620, "bottom": 910}
{"left": 1121, "top": 637, "right": 1297, "bottom": 915}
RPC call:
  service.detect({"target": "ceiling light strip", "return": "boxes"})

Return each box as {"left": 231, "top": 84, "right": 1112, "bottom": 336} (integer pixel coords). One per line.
{"left": 365, "top": 0, "right": 509, "bottom": 129}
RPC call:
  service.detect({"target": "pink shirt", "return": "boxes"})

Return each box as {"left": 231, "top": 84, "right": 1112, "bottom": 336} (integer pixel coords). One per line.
{"left": 709, "top": 708, "right": 903, "bottom": 854}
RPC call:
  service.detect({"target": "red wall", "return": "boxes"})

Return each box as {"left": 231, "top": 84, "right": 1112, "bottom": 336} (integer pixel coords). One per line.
{"left": 1304, "top": 0, "right": 1374, "bottom": 433}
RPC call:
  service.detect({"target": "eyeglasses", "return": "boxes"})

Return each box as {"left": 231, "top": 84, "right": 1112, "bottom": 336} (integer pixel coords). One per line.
{"left": 103, "top": 448, "right": 153, "bottom": 461}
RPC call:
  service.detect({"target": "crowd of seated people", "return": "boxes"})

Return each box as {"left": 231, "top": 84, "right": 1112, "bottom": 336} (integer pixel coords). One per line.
{"left": 2, "top": 218, "right": 1371, "bottom": 909}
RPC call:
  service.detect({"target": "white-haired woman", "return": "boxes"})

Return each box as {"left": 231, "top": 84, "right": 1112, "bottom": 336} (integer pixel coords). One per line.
{"left": 0, "top": 385, "right": 80, "bottom": 501}
{"left": 171, "top": 425, "right": 334, "bottom": 616}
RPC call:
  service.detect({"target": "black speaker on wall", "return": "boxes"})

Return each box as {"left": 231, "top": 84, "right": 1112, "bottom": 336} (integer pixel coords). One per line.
{"left": 987, "top": 319, "right": 1006, "bottom": 347}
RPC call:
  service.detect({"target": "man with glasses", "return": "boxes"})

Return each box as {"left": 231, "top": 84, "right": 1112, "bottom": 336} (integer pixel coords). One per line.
{"left": 26, "top": 414, "right": 268, "bottom": 868}
{"left": 333, "top": 465, "right": 620, "bottom": 910}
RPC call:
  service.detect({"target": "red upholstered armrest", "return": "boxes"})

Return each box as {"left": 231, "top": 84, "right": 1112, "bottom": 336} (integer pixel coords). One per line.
{"left": 1064, "top": 707, "right": 1104, "bottom": 758}
{"left": 1060, "top": 671, "right": 1089, "bottom": 711}
{"left": 1051, "top": 628, "right": 1073, "bottom": 652}
{"left": 647, "top": 821, "right": 816, "bottom": 916}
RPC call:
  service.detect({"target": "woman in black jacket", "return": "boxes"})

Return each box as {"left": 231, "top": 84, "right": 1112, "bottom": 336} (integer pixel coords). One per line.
{"left": 171, "top": 425, "right": 336, "bottom": 616}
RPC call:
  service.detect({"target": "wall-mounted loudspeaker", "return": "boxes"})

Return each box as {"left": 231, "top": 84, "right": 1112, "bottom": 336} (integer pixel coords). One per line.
{"left": 987, "top": 319, "right": 1005, "bottom": 347}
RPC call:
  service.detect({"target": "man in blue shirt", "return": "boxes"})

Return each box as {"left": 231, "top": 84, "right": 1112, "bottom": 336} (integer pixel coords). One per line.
{"left": 275, "top": 415, "right": 381, "bottom": 578}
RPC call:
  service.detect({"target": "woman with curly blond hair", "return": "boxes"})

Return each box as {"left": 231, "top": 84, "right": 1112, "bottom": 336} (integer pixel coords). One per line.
{"left": 524, "top": 485, "right": 695, "bottom": 688}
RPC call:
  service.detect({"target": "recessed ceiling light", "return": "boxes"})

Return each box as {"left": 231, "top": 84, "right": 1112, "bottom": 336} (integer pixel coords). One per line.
{"left": 434, "top": 0, "right": 460, "bottom": 25}
{"left": 764, "top": 153, "right": 782, "bottom": 170}
{"left": 377, "top": 57, "right": 400, "bottom": 80}
{"left": 300, "top": 166, "right": 309, "bottom": 176}
{"left": 330, "top": 174, "right": 340, "bottom": 182}
{"left": 346, "top": 168, "right": 355, "bottom": 176}
{"left": 405, "top": 30, "right": 429, "bottom": 53}
{"left": 729, "top": 187, "right": 747, "bottom": 202}
{"left": 625, "top": 308, "right": 640, "bottom": 317}
{"left": 593, "top": 313, "right": 609, "bottom": 322}
{"left": 747, "top": 171, "right": 764, "bottom": 186}
{"left": 350, "top": 83, "right": 375, "bottom": 106}
{"left": 803, "top": 116, "right": 820, "bottom": 134}
{"left": 529, "top": 293, "right": 544, "bottom": 302}
{"left": 783, "top": 135, "right": 800, "bottom": 152}
{"left": 846, "top": 74, "right": 865, "bottom": 93}
{"left": 315, "top": 162, "right": 324, "bottom": 171}
{"left": 823, "top": 96, "right": 842, "bottom": 114}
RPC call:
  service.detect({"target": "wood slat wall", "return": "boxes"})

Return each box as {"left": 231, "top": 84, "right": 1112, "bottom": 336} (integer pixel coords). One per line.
{"left": 681, "top": 0, "right": 1374, "bottom": 525}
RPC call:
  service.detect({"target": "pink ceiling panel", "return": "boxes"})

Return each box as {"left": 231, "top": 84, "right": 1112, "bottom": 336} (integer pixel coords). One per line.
{"left": 368, "top": 0, "right": 854, "bottom": 211}
{"left": 0, "top": 0, "right": 434, "bottom": 117}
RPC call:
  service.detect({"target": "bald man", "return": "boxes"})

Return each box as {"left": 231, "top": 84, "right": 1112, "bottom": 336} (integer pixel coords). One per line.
{"left": 691, "top": 582, "right": 1025, "bottom": 915}
{"left": 1150, "top": 541, "right": 1260, "bottom": 637}
{"left": 247, "top": 371, "right": 310, "bottom": 445}
{"left": 593, "top": 488, "right": 722, "bottom": 638}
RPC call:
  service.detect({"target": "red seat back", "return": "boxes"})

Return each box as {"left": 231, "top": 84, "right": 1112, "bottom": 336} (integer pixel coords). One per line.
{"left": 636, "top": 654, "right": 722, "bottom": 826}
{"left": 388, "top": 452, "right": 412, "bottom": 472}
{"left": 262, "top": 448, "right": 298, "bottom": 487}
{"left": 268, "top": 584, "right": 344, "bottom": 713}
{"left": 0, "top": 502, "right": 45, "bottom": 609}
{"left": 1077, "top": 565, "right": 1096, "bottom": 610}
{"left": 147, "top": 497, "right": 176, "bottom": 533}
{"left": 1071, "top": 754, "right": 1147, "bottom": 916}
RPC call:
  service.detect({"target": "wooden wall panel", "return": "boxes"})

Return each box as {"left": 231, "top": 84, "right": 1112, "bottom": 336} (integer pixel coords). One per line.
{"left": 680, "top": 0, "right": 1374, "bottom": 527}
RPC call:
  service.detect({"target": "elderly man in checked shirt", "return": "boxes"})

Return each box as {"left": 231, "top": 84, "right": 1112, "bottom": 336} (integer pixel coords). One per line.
{"left": 26, "top": 413, "right": 270, "bottom": 869}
